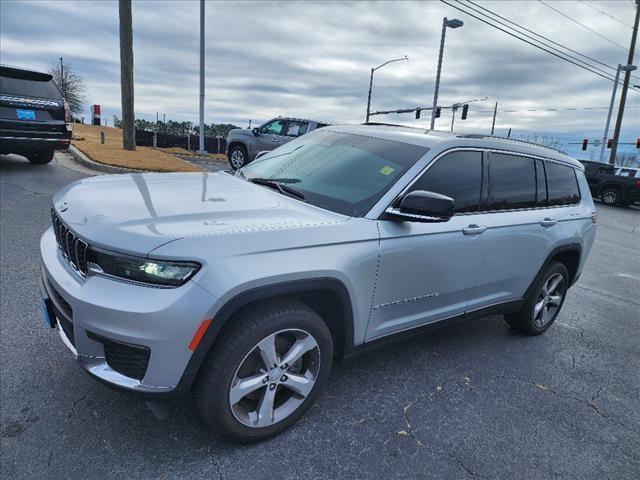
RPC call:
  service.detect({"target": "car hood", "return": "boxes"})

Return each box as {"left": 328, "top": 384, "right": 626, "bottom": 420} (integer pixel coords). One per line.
{"left": 52, "top": 172, "right": 347, "bottom": 256}
{"left": 227, "top": 128, "right": 253, "bottom": 139}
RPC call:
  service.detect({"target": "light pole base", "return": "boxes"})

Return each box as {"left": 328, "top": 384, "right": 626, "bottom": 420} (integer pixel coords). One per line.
{"left": 196, "top": 150, "right": 208, "bottom": 156}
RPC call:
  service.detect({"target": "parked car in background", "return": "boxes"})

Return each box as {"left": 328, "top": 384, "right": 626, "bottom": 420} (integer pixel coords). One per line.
{"left": 41, "top": 125, "right": 596, "bottom": 442}
{"left": 226, "top": 117, "right": 329, "bottom": 169}
{"left": 0, "top": 65, "right": 71, "bottom": 164}
{"left": 579, "top": 160, "right": 640, "bottom": 206}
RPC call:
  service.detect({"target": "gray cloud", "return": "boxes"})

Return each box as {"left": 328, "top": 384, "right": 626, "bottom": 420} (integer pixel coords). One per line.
{"left": 1, "top": 0, "right": 638, "bottom": 140}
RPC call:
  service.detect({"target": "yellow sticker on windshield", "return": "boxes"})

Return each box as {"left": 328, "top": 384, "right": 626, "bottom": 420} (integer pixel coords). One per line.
{"left": 379, "top": 166, "right": 395, "bottom": 176}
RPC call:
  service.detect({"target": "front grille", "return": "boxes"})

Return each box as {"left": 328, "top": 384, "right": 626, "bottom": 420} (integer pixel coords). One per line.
{"left": 87, "top": 332, "right": 151, "bottom": 381}
{"left": 51, "top": 209, "right": 88, "bottom": 275}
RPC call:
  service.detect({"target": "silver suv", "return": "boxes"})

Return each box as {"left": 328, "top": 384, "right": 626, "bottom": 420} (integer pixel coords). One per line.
{"left": 226, "top": 117, "right": 329, "bottom": 169}
{"left": 40, "top": 124, "right": 596, "bottom": 442}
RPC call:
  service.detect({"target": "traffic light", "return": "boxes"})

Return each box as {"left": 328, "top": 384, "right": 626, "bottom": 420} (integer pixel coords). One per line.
{"left": 415, "top": 108, "right": 421, "bottom": 119}
{"left": 435, "top": 107, "right": 441, "bottom": 118}
{"left": 582, "top": 138, "right": 588, "bottom": 151}
{"left": 461, "top": 104, "right": 469, "bottom": 120}
{"left": 607, "top": 138, "right": 613, "bottom": 149}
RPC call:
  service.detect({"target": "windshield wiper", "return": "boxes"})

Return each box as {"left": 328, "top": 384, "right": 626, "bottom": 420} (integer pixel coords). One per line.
{"left": 248, "top": 177, "right": 306, "bottom": 200}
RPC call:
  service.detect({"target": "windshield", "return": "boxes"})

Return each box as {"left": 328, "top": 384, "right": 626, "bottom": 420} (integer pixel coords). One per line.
{"left": 240, "top": 130, "right": 429, "bottom": 216}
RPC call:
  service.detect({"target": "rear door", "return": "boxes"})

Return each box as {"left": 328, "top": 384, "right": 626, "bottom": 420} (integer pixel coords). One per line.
{"left": 472, "top": 153, "right": 581, "bottom": 308}
{"left": 367, "top": 150, "right": 490, "bottom": 340}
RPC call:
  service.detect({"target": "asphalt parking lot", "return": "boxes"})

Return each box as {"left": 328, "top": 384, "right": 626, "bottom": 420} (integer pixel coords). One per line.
{"left": 1, "top": 152, "right": 639, "bottom": 479}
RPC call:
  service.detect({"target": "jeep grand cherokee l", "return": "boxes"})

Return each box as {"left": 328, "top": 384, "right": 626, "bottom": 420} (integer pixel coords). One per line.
{"left": 0, "top": 65, "right": 72, "bottom": 164}
{"left": 40, "top": 125, "right": 596, "bottom": 442}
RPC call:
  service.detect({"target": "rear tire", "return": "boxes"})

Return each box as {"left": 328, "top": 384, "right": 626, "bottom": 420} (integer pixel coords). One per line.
{"left": 228, "top": 145, "right": 248, "bottom": 170}
{"left": 600, "top": 187, "right": 620, "bottom": 206}
{"left": 196, "top": 298, "right": 333, "bottom": 442}
{"left": 505, "top": 261, "right": 569, "bottom": 335}
{"left": 27, "top": 150, "right": 54, "bottom": 165}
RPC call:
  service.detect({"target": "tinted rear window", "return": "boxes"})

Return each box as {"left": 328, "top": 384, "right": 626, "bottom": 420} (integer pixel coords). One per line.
{"left": 408, "top": 151, "right": 482, "bottom": 213}
{"left": 545, "top": 162, "right": 580, "bottom": 206}
{"left": 486, "top": 153, "right": 536, "bottom": 210}
{"left": 0, "top": 75, "right": 61, "bottom": 99}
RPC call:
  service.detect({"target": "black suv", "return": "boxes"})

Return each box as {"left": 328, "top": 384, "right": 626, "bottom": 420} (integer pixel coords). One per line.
{"left": 0, "top": 65, "right": 72, "bottom": 164}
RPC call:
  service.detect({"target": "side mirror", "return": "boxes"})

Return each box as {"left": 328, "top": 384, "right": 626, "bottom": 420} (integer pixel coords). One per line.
{"left": 386, "top": 190, "right": 454, "bottom": 222}
{"left": 252, "top": 127, "right": 260, "bottom": 136}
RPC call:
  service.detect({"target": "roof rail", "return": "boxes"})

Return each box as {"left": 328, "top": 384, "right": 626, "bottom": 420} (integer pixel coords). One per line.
{"left": 457, "top": 133, "right": 568, "bottom": 155}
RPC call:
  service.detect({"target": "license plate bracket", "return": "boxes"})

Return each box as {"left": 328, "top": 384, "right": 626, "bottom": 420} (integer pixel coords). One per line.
{"left": 40, "top": 296, "right": 56, "bottom": 328}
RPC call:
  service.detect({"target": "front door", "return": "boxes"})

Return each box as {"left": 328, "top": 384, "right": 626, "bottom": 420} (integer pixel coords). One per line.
{"left": 256, "top": 119, "right": 288, "bottom": 152}
{"left": 366, "top": 150, "right": 489, "bottom": 341}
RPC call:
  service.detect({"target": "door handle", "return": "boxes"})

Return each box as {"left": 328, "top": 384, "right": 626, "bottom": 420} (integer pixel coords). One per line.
{"left": 540, "top": 217, "right": 557, "bottom": 227}
{"left": 462, "top": 224, "right": 487, "bottom": 235}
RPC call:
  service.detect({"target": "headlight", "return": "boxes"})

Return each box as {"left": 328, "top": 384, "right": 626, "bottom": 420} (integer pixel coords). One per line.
{"left": 87, "top": 249, "right": 200, "bottom": 287}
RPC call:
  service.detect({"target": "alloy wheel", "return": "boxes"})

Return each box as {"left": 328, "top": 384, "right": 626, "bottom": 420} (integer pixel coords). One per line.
{"left": 230, "top": 149, "right": 245, "bottom": 169}
{"left": 533, "top": 273, "right": 565, "bottom": 328}
{"left": 602, "top": 190, "right": 618, "bottom": 205}
{"left": 229, "top": 329, "right": 320, "bottom": 428}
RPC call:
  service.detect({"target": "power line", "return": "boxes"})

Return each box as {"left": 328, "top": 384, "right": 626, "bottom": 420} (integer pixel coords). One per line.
{"left": 440, "top": 0, "right": 640, "bottom": 93}
{"left": 578, "top": 0, "right": 633, "bottom": 29}
{"left": 537, "top": 0, "right": 639, "bottom": 58}
{"left": 475, "top": 105, "right": 640, "bottom": 113}
{"left": 464, "top": 0, "right": 638, "bottom": 82}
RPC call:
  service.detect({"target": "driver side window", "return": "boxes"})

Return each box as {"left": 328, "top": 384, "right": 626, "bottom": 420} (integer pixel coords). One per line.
{"left": 260, "top": 119, "right": 286, "bottom": 135}
{"left": 407, "top": 151, "right": 483, "bottom": 213}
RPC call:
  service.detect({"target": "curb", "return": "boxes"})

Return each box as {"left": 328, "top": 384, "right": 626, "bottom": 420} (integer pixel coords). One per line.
{"left": 68, "top": 145, "right": 142, "bottom": 174}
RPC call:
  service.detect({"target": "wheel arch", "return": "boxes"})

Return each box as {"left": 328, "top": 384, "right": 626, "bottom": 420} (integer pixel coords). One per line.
{"left": 179, "top": 278, "right": 355, "bottom": 392}
{"left": 227, "top": 141, "right": 248, "bottom": 155}
{"left": 598, "top": 182, "right": 623, "bottom": 195}
{"left": 525, "top": 243, "right": 582, "bottom": 299}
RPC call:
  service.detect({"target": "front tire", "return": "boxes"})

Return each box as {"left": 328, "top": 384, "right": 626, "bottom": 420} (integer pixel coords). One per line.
{"left": 505, "top": 261, "right": 569, "bottom": 335}
{"left": 196, "top": 298, "right": 333, "bottom": 442}
{"left": 600, "top": 187, "right": 620, "bottom": 206}
{"left": 27, "top": 150, "right": 54, "bottom": 164}
{"left": 228, "top": 145, "right": 248, "bottom": 170}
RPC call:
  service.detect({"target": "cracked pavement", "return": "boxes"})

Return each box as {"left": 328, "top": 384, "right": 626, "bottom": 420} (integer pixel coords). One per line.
{"left": 1, "top": 153, "right": 639, "bottom": 479}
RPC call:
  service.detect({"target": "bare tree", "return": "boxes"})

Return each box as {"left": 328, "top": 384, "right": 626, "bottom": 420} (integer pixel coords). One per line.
{"left": 119, "top": 0, "right": 135, "bottom": 150}
{"left": 49, "top": 62, "right": 87, "bottom": 115}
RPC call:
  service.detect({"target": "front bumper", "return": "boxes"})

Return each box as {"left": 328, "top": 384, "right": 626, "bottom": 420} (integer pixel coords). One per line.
{"left": 39, "top": 228, "right": 217, "bottom": 396}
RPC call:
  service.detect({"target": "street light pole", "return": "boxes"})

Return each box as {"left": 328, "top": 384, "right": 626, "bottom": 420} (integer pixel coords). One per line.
{"left": 430, "top": 17, "right": 463, "bottom": 130}
{"left": 609, "top": 0, "right": 639, "bottom": 164}
{"left": 365, "top": 55, "right": 408, "bottom": 123}
{"left": 197, "top": 0, "right": 206, "bottom": 154}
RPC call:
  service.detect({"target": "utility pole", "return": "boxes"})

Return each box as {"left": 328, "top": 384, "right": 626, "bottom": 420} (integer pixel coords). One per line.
{"left": 119, "top": 0, "right": 135, "bottom": 150}
{"left": 490, "top": 101, "right": 498, "bottom": 135}
{"left": 450, "top": 105, "right": 458, "bottom": 132}
{"left": 609, "top": 0, "right": 639, "bottom": 164}
{"left": 197, "top": 0, "right": 206, "bottom": 154}
{"left": 600, "top": 65, "right": 623, "bottom": 162}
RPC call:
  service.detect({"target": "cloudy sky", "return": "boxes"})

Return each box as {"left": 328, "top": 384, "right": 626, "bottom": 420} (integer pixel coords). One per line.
{"left": 1, "top": 0, "right": 638, "bottom": 142}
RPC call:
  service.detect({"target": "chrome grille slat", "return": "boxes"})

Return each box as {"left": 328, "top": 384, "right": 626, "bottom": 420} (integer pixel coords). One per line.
{"left": 50, "top": 209, "right": 88, "bottom": 276}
